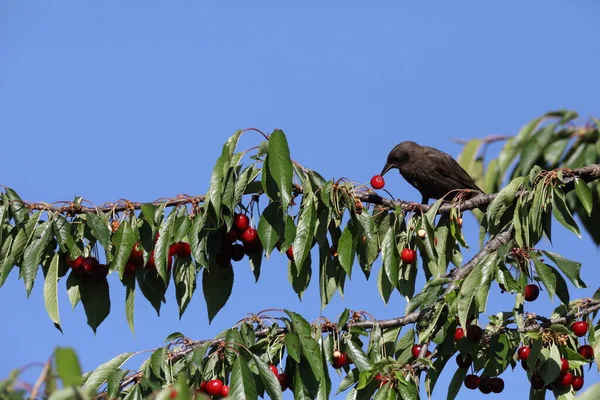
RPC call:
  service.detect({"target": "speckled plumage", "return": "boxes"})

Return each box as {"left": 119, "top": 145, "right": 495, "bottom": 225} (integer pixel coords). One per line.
{"left": 381, "top": 141, "right": 484, "bottom": 204}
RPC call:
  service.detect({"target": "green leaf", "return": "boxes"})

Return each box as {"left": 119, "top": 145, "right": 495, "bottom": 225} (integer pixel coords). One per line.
{"left": 575, "top": 178, "right": 593, "bottom": 216}
{"left": 82, "top": 352, "right": 134, "bottom": 392}
{"left": 285, "top": 310, "right": 323, "bottom": 381}
{"left": 267, "top": 129, "right": 293, "bottom": 208}
{"left": 344, "top": 339, "right": 371, "bottom": 372}
{"left": 80, "top": 279, "right": 111, "bottom": 333}
{"left": 338, "top": 219, "right": 356, "bottom": 278}
{"left": 230, "top": 356, "right": 257, "bottom": 400}
{"left": 253, "top": 354, "right": 283, "bottom": 400}
{"left": 377, "top": 263, "right": 393, "bottom": 305}
{"left": 206, "top": 131, "right": 243, "bottom": 222}
{"left": 124, "top": 276, "right": 135, "bottom": 334}
{"left": 446, "top": 367, "right": 467, "bottom": 400}
{"left": 174, "top": 259, "right": 196, "bottom": 318}
{"left": 285, "top": 332, "right": 302, "bottom": 363}
{"left": 257, "top": 202, "right": 283, "bottom": 258}
{"left": 113, "top": 221, "right": 136, "bottom": 279}
{"left": 293, "top": 198, "right": 317, "bottom": 268}
{"left": 107, "top": 369, "right": 129, "bottom": 399}
{"left": 44, "top": 253, "right": 61, "bottom": 331}
{"left": 4, "top": 188, "right": 29, "bottom": 224}
{"left": 55, "top": 347, "right": 82, "bottom": 387}
{"left": 381, "top": 226, "right": 399, "bottom": 289}
{"left": 532, "top": 259, "right": 556, "bottom": 300}
{"left": 22, "top": 220, "right": 53, "bottom": 296}
{"left": 541, "top": 250, "right": 586, "bottom": 288}
{"left": 289, "top": 251, "right": 312, "bottom": 299}
{"left": 150, "top": 347, "right": 167, "bottom": 378}
{"left": 155, "top": 210, "right": 177, "bottom": 281}
{"left": 202, "top": 265, "right": 234, "bottom": 323}
{"left": 487, "top": 177, "right": 524, "bottom": 231}
{"left": 458, "top": 261, "right": 483, "bottom": 329}
{"left": 86, "top": 213, "right": 111, "bottom": 250}
{"left": 552, "top": 188, "right": 581, "bottom": 237}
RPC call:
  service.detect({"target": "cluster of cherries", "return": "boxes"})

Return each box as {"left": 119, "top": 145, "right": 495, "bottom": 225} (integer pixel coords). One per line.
{"left": 216, "top": 214, "right": 261, "bottom": 266}
{"left": 450, "top": 324, "right": 506, "bottom": 394}
{"left": 123, "top": 238, "right": 192, "bottom": 276}
{"left": 192, "top": 364, "right": 289, "bottom": 398}
{"left": 66, "top": 256, "right": 108, "bottom": 281}
{"left": 521, "top": 321, "right": 592, "bottom": 392}
{"left": 66, "top": 237, "right": 193, "bottom": 280}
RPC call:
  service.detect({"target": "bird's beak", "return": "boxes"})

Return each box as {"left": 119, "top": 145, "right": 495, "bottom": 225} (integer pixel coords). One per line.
{"left": 381, "top": 162, "right": 393, "bottom": 176}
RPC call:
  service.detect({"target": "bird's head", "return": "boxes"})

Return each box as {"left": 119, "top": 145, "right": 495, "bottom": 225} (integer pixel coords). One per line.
{"left": 381, "top": 141, "right": 419, "bottom": 176}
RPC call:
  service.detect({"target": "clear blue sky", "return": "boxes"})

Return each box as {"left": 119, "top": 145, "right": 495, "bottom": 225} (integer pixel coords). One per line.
{"left": 1, "top": 1, "right": 599, "bottom": 399}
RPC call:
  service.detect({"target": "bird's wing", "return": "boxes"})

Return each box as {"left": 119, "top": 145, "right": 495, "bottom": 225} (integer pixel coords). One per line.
{"left": 424, "top": 147, "right": 484, "bottom": 192}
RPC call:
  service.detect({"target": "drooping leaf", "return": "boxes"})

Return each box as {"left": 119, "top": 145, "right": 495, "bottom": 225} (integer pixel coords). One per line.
{"left": 253, "top": 354, "right": 283, "bottom": 400}
{"left": 44, "top": 253, "right": 61, "bottom": 331}
{"left": 86, "top": 213, "right": 111, "bottom": 250}
{"left": 202, "top": 265, "right": 234, "bottom": 323}
{"left": 80, "top": 279, "right": 111, "bottom": 333}
{"left": 541, "top": 250, "right": 586, "bottom": 288}
{"left": 22, "top": 220, "right": 53, "bottom": 296}
{"left": 230, "top": 356, "right": 258, "bottom": 400}
{"left": 574, "top": 178, "right": 594, "bottom": 216}
{"left": 293, "top": 198, "right": 317, "bottom": 268}
{"left": 267, "top": 130, "right": 294, "bottom": 210}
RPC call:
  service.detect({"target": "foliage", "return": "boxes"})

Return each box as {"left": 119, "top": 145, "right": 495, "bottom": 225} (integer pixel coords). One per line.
{"left": 1, "top": 112, "right": 600, "bottom": 399}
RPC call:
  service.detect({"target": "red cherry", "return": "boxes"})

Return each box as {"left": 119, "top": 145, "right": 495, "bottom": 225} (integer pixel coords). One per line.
{"left": 146, "top": 251, "right": 156, "bottom": 269}
{"left": 225, "top": 229, "right": 239, "bottom": 243}
{"left": 466, "top": 325, "right": 483, "bottom": 342}
{"left": 517, "top": 346, "right": 531, "bottom": 361}
{"left": 558, "top": 371, "right": 573, "bottom": 387}
{"left": 411, "top": 345, "right": 422, "bottom": 358}
{"left": 230, "top": 244, "right": 245, "bottom": 261}
{"left": 332, "top": 352, "right": 347, "bottom": 369}
{"left": 456, "top": 353, "right": 472, "bottom": 368}
{"left": 91, "top": 264, "right": 108, "bottom": 281}
{"left": 572, "top": 376, "right": 584, "bottom": 391}
{"left": 174, "top": 242, "right": 191, "bottom": 258}
{"left": 124, "top": 261, "right": 137, "bottom": 276}
{"left": 571, "top": 321, "right": 588, "bottom": 337}
{"left": 531, "top": 373, "right": 544, "bottom": 390}
{"left": 169, "top": 389, "right": 177, "bottom": 399}
{"left": 370, "top": 175, "right": 385, "bottom": 190}
{"left": 67, "top": 256, "right": 84, "bottom": 269}
{"left": 578, "top": 344, "right": 594, "bottom": 360}
{"left": 286, "top": 246, "right": 294, "bottom": 261}
{"left": 478, "top": 377, "right": 491, "bottom": 394}
{"left": 220, "top": 385, "right": 229, "bottom": 397}
{"left": 278, "top": 373, "right": 289, "bottom": 391}
{"left": 464, "top": 374, "right": 480, "bottom": 390}
{"left": 269, "top": 364, "right": 279, "bottom": 378}
{"left": 332, "top": 350, "right": 342, "bottom": 359}
{"left": 524, "top": 284, "right": 540, "bottom": 302}
{"left": 129, "top": 243, "right": 143, "bottom": 262}
{"left": 454, "top": 327, "right": 464, "bottom": 341}
{"left": 488, "top": 377, "right": 504, "bottom": 393}
{"left": 82, "top": 257, "right": 99, "bottom": 274}
{"left": 205, "top": 379, "right": 224, "bottom": 396}
{"left": 240, "top": 228, "right": 258, "bottom": 245}
{"left": 401, "top": 248, "right": 417, "bottom": 264}
{"left": 198, "top": 381, "right": 207, "bottom": 392}
{"left": 560, "top": 357, "right": 569, "bottom": 374}
{"left": 233, "top": 214, "right": 250, "bottom": 232}
{"left": 168, "top": 243, "right": 177, "bottom": 257}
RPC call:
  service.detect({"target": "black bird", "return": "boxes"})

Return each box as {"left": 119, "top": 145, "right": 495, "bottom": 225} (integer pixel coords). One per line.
{"left": 380, "top": 141, "right": 484, "bottom": 204}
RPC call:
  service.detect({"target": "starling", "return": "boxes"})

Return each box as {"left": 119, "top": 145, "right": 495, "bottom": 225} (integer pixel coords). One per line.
{"left": 380, "top": 141, "right": 484, "bottom": 204}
